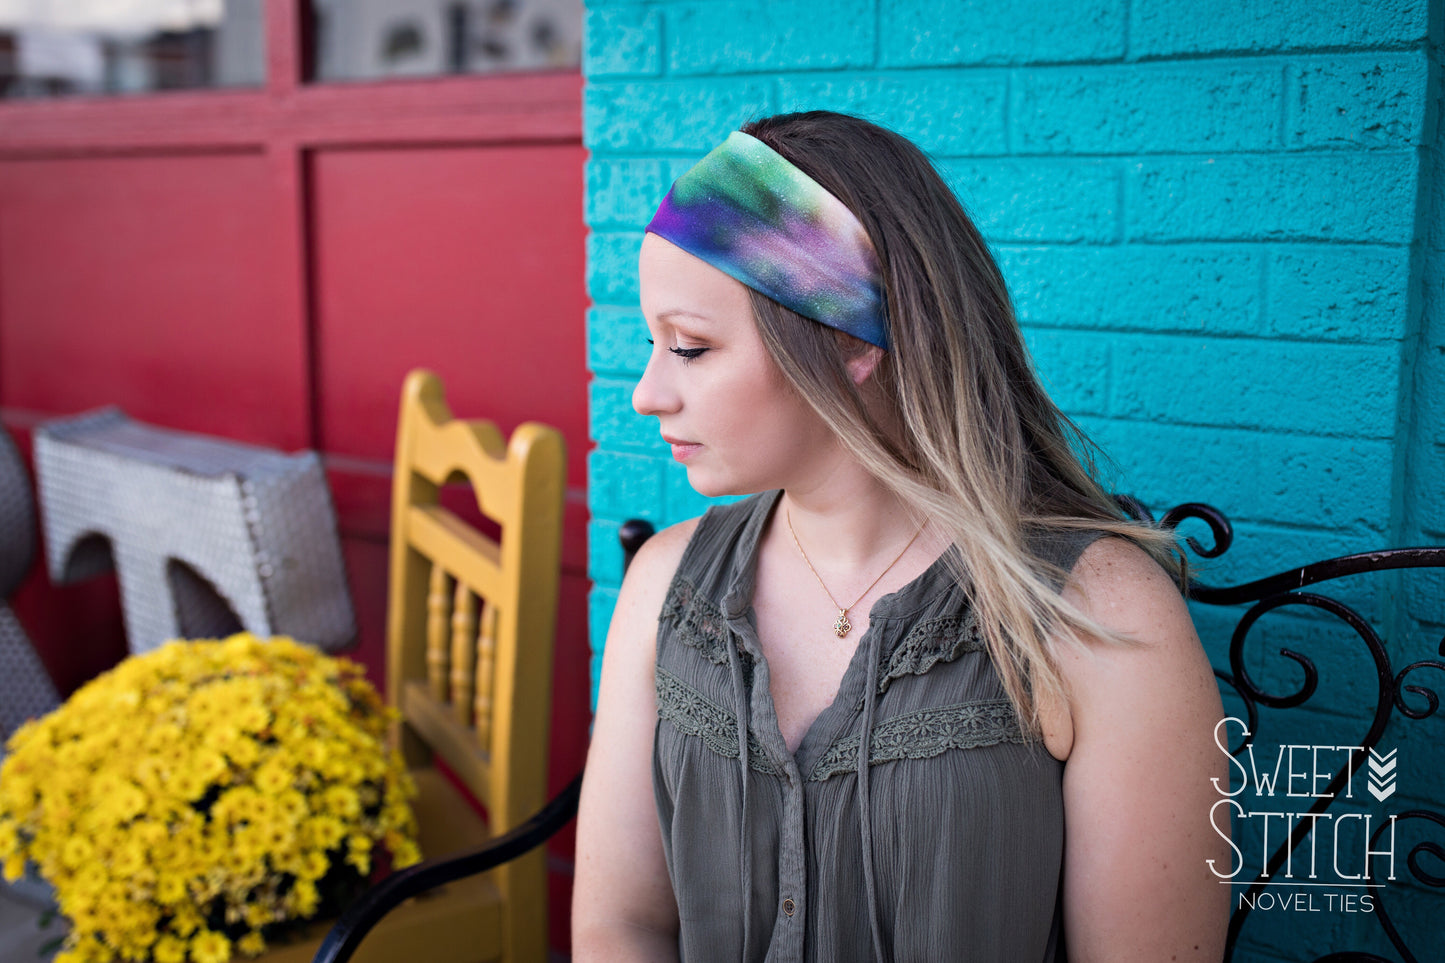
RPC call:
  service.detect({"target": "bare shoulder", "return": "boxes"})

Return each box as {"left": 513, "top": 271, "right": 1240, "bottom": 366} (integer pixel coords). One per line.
{"left": 600, "top": 516, "right": 702, "bottom": 670}
{"left": 1064, "top": 534, "right": 1190, "bottom": 635}
{"left": 627, "top": 516, "right": 700, "bottom": 583}
{"left": 1047, "top": 536, "right": 1230, "bottom": 962}
{"left": 1041, "top": 536, "right": 1208, "bottom": 760}
{"left": 616, "top": 517, "right": 700, "bottom": 613}
{"left": 573, "top": 516, "right": 702, "bottom": 954}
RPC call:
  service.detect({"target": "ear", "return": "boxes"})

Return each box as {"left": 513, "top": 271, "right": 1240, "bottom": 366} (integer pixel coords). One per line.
{"left": 844, "top": 344, "right": 885, "bottom": 386}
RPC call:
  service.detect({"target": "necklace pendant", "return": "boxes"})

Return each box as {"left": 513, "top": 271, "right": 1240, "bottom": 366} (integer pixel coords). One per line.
{"left": 833, "top": 610, "right": 852, "bottom": 638}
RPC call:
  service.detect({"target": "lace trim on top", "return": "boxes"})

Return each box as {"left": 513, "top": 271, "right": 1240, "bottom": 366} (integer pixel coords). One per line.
{"left": 808, "top": 699, "right": 1024, "bottom": 783}
{"left": 656, "top": 666, "right": 777, "bottom": 774}
{"left": 876, "top": 610, "right": 986, "bottom": 696}
{"left": 659, "top": 576, "right": 738, "bottom": 667}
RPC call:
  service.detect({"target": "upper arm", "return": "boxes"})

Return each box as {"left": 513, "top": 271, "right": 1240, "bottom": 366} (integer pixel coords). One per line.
{"left": 1053, "top": 537, "right": 1230, "bottom": 963}
{"left": 572, "top": 519, "right": 697, "bottom": 959}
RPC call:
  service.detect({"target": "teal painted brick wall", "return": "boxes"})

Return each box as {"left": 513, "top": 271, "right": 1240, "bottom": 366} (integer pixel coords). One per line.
{"left": 582, "top": 2, "right": 1443, "bottom": 957}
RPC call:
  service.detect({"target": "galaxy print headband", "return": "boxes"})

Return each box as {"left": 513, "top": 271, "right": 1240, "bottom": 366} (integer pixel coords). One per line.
{"left": 646, "top": 131, "right": 889, "bottom": 350}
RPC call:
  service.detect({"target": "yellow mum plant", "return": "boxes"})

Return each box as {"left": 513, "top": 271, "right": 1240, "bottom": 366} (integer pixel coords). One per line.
{"left": 0, "top": 633, "right": 421, "bottom": 963}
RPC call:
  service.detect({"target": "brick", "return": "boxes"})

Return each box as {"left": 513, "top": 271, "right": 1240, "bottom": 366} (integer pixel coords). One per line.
{"left": 589, "top": 648, "right": 605, "bottom": 708}
{"left": 1019, "top": 328, "right": 1110, "bottom": 416}
{"left": 1412, "top": 336, "right": 1445, "bottom": 438}
{"left": 588, "top": 378, "right": 659, "bottom": 449}
{"left": 1404, "top": 568, "right": 1445, "bottom": 624}
{"left": 1266, "top": 246, "right": 1411, "bottom": 341}
{"left": 1077, "top": 416, "right": 1261, "bottom": 513}
{"left": 1109, "top": 336, "right": 1399, "bottom": 439}
{"left": 941, "top": 160, "right": 1120, "bottom": 243}
{"left": 585, "top": 230, "right": 643, "bottom": 305}
{"left": 1011, "top": 63, "right": 1281, "bottom": 155}
{"left": 882, "top": 0, "right": 1125, "bottom": 67}
{"left": 1078, "top": 417, "right": 1393, "bottom": 535}
{"left": 583, "top": 5, "right": 662, "bottom": 77}
{"left": 1289, "top": 54, "right": 1430, "bottom": 150}
{"left": 668, "top": 0, "right": 875, "bottom": 76}
{"left": 1189, "top": 604, "right": 1237, "bottom": 666}
{"left": 1126, "top": 154, "right": 1418, "bottom": 243}
{"left": 584, "top": 79, "right": 773, "bottom": 152}
{"left": 585, "top": 159, "right": 673, "bottom": 229}
{"left": 1130, "top": 0, "right": 1429, "bottom": 57}
{"left": 588, "top": 585, "right": 619, "bottom": 659}
{"left": 588, "top": 517, "right": 624, "bottom": 586}
{"left": 1182, "top": 519, "right": 1376, "bottom": 594}
{"left": 997, "top": 245, "right": 1262, "bottom": 336}
{"left": 1412, "top": 441, "right": 1445, "bottom": 539}
{"left": 588, "top": 448, "right": 665, "bottom": 518}
{"left": 777, "top": 72, "right": 1007, "bottom": 157}
{"left": 1255, "top": 435, "right": 1393, "bottom": 532}
{"left": 587, "top": 307, "right": 651, "bottom": 375}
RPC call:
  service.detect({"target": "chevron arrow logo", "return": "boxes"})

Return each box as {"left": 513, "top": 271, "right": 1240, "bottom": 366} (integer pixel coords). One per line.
{"left": 1368, "top": 747, "right": 1397, "bottom": 802}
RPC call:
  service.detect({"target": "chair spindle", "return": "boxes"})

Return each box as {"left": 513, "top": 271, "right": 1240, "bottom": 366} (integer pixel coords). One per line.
{"left": 450, "top": 583, "right": 477, "bottom": 724}
{"left": 474, "top": 602, "right": 498, "bottom": 747}
{"left": 426, "top": 563, "right": 451, "bottom": 700}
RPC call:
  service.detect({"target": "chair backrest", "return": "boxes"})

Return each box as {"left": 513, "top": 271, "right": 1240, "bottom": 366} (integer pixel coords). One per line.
{"left": 386, "top": 368, "right": 566, "bottom": 841}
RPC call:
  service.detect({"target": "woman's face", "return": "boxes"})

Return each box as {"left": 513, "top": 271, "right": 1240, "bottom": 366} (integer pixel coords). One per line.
{"left": 634, "top": 233, "right": 838, "bottom": 498}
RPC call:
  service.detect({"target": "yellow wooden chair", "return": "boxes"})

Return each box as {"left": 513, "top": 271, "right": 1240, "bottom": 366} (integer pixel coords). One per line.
{"left": 265, "top": 369, "right": 567, "bottom": 963}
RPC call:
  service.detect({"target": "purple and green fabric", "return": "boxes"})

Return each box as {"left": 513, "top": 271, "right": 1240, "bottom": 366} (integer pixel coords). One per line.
{"left": 646, "top": 131, "right": 889, "bottom": 350}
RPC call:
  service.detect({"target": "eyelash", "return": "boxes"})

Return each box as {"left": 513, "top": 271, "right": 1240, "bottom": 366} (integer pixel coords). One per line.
{"left": 646, "top": 340, "right": 708, "bottom": 363}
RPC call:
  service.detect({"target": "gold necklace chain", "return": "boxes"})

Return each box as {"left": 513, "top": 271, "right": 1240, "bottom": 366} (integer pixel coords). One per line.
{"left": 785, "top": 508, "right": 927, "bottom": 639}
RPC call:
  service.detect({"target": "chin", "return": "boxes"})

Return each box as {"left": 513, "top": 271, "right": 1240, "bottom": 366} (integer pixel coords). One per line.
{"left": 683, "top": 467, "right": 766, "bottom": 501}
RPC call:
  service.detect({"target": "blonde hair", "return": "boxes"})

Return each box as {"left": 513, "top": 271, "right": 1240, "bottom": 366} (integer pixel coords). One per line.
{"left": 741, "top": 111, "right": 1182, "bottom": 734}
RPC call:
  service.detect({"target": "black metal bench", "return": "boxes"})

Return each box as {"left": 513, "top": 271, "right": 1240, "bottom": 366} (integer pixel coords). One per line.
{"left": 312, "top": 508, "right": 1445, "bottom": 963}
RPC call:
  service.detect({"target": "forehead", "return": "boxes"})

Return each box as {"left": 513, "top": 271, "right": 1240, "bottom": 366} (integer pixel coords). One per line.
{"left": 639, "top": 233, "right": 753, "bottom": 320}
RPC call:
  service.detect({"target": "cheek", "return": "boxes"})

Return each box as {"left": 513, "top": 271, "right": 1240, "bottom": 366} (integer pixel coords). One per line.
{"left": 729, "top": 381, "right": 818, "bottom": 453}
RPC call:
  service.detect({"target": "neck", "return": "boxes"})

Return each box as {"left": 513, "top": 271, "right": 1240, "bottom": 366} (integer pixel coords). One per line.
{"left": 775, "top": 458, "right": 938, "bottom": 574}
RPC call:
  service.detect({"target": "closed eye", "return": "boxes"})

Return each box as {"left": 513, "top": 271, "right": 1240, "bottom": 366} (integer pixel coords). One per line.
{"left": 669, "top": 346, "right": 707, "bottom": 361}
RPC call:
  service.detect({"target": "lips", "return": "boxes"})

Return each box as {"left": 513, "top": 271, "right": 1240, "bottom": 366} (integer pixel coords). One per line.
{"left": 661, "top": 434, "right": 702, "bottom": 462}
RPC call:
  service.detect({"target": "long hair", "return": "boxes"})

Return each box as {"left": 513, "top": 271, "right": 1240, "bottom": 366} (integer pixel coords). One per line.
{"left": 740, "top": 111, "right": 1182, "bottom": 734}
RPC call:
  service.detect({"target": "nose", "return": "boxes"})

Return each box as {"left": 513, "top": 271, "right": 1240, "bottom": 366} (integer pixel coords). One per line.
{"left": 632, "top": 347, "right": 680, "bottom": 417}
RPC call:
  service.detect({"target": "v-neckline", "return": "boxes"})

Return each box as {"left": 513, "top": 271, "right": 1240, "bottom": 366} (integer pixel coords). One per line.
{"left": 719, "top": 490, "right": 956, "bottom": 775}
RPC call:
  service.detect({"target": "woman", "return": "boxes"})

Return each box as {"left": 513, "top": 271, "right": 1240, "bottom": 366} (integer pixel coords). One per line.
{"left": 574, "top": 111, "right": 1228, "bottom": 962}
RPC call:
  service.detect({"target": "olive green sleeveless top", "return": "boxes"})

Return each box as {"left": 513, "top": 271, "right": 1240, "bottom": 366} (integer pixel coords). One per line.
{"left": 652, "top": 490, "right": 1104, "bottom": 963}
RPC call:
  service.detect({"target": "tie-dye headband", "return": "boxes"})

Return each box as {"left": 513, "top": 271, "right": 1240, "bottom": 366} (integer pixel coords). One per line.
{"left": 646, "top": 131, "right": 889, "bottom": 350}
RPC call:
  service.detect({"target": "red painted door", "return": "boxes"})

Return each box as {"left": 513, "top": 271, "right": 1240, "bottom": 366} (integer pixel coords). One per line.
{"left": 0, "top": 1, "right": 588, "bottom": 954}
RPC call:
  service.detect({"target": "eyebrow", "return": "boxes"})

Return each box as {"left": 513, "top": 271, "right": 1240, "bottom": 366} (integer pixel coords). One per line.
{"left": 655, "top": 309, "right": 714, "bottom": 325}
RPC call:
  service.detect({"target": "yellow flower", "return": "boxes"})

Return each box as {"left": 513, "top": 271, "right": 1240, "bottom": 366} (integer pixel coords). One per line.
{"left": 107, "top": 838, "right": 146, "bottom": 878}
{"left": 156, "top": 874, "right": 187, "bottom": 904}
{"left": 390, "top": 835, "right": 422, "bottom": 869}
{"left": 225, "top": 733, "right": 260, "bottom": 768}
{"left": 322, "top": 786, "right": 361, "bottom": 820}
{"left": 238, "top": 931, "right": 266, "bottom": 956}
{"left": 152, "top": 935, "right": 186, "bottom": 963}
{"left": 254, "top": 760, "right": 291, "bottom": 796}
{"left": 171, "top": 905, "right": 203, "bottom": 937}
{"left": 297, "top": 849, "right": 329, "bottom": 882}
{"left": 0, "top": 634, "right": 419, "bottom": 961}
{"left": 287, "top": 878, "right": 319, "bottom": 917}
{"left": 302, "top": 814, "right": 346, "bottom": 850}
{"left": 241, "top": 902, "right": 271, "bottom": 929}
{"left": 189, "top": 928, "right": 231, "bottom": 963}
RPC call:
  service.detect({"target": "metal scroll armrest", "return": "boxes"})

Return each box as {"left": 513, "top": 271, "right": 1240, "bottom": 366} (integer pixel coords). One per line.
{"left": 311, "top": 772, "right": 584, "bottom": 963}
